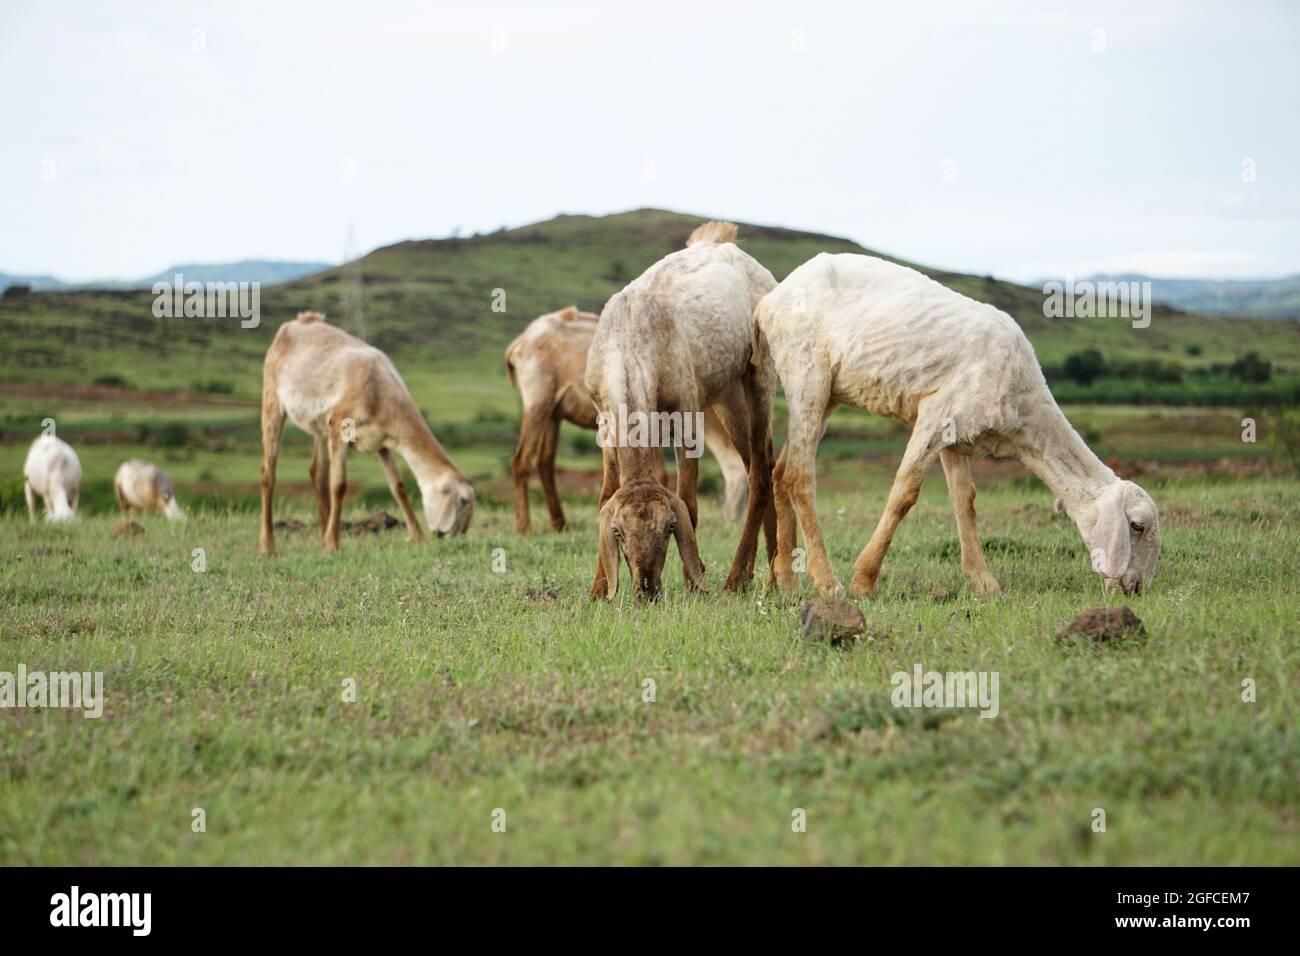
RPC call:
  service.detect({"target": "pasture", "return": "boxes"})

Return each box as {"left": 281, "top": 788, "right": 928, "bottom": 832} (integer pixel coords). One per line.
{"left": 2, "top": 451, "right": 1296, "bottom": 865}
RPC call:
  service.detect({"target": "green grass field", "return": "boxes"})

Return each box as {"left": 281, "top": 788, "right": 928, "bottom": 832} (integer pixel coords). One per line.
{"left": 2, "top": 207, "right": 1297, "bottom": 865}
{"left": 2, "top": 469, "right": 1296, "bottom": 865}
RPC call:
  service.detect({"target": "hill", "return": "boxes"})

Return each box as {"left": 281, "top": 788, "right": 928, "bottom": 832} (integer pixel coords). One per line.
{"left": 0, "top": 259, "right": 331, "bottom": 294}
{"left": 1037, "top": 272, "right": 1300, "bottom": 320}
{"left": 3, "top": 208, "right": 1297, "bottom": 407}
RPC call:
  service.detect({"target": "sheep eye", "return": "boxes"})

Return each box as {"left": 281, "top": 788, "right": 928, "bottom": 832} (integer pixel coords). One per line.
{"left": 1130, "top": 521, "right": 1144, "bottom": 535}
{"left": 612, "top": 526, "right": 623, "bottom": 538}
{"left": 665, "top": 523, "right": 676, "bottom": 537}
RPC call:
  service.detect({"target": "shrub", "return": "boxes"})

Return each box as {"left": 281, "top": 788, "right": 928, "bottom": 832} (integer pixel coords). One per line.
{"left": 1062, "top": 349, "right": 1106, "bottom": 386}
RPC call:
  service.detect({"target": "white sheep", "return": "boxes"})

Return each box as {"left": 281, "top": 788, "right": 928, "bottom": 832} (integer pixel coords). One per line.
{"left": 585, "top": 222, "right": 778, "bottom": 599}
{"left": 23, "top": 434, "right": 81, "bottom": 522}
{"left": 756, "top": 253, "right": 1161, "bottom": 598}
{"left": 114, "top": 460, "right": 184, "bottom": 520}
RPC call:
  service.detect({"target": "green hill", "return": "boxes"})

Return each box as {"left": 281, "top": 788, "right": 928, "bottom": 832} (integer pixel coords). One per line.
{"left": 3, "top": 207, "right": 1298, "bottom": 406}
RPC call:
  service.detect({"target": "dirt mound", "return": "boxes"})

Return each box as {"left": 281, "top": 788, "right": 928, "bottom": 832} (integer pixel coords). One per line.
{"left": 1057, "top": 606, "right": 1145, "bottom": 644}
{"left": 344, "top": 511, "right": 401, "bottom": 535}
{"left": 800, "top": 597, "right": 867, "bottom": 646}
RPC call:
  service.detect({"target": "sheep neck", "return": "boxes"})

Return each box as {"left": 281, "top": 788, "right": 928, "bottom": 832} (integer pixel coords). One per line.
{"left": 396, "top": 420, "right": 461, "bottom": 485}
{"left": 1010, "top": 389, "right": 1116, "bottom": 513}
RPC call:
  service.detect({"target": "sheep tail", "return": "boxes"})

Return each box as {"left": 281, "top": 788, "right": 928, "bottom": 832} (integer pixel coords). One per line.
{"left": 751, "top": 300, "right": 771, "bottom": 370}
{"left": 686, "top": 221, "right": 738, "bottom": 247}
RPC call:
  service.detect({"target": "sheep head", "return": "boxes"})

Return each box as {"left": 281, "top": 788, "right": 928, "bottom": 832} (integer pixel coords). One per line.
{"left": 1077, "top": 480, "right": 1160, "bottom": 595}
{"left": 596, "top": 479, "right": 706, "bottom": 601}
{"left": 422, "top": 475, "right": 475, "bottom": 537}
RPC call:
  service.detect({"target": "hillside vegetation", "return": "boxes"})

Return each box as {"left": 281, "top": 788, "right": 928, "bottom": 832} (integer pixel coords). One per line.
{"left": 3, "top": 208, "right": 1298, "bottom": 405}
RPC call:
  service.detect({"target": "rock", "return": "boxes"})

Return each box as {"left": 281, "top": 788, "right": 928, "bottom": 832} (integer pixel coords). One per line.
{"left": 112, "top": 521, "right": 145, "bottom": 538}
{"left": 1057, "top": 606, "right": 1145, "bottom": 644}
{"left": 800, "top": 597, "right": 866, "bottom": 646}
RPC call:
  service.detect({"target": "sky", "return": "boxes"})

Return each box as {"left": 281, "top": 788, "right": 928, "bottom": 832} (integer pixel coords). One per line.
{"left": 2, "top": 0, "right": 1298, "bottom": 283}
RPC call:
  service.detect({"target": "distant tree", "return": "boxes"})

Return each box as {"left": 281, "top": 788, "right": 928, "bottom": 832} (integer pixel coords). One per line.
{"left": 1062, "top": 349, "right": 1107, "bottom": 386}
{"left": 1228, "top": 352, "right": 1272, "bottom": 384}
{"left": 1185, "top": 343, "right": 1202, "bottom": 357}
{"left": 2, "top": 283, "right": 31, "bottom": 298}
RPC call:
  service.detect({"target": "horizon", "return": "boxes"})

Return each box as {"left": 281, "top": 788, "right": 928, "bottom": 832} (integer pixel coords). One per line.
{"left": 7, "top": 204, "right": 1300, "bottom": 288}
{"left": 3, "top": 0, "right": 1298, "bottom": 283}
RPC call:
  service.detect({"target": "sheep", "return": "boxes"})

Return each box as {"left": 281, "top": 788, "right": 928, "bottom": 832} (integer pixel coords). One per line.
{"left": 585, "top": 222, "right": 778, "bottom": 600}
{"left": 258, "top": 311, "right": 474, "bottom": 553}
{"left": 505, "top": 305, "right": 750, "bottom": 533}
{"left": 757, "top": 253, "right": 1161, "bottom": 598}
{"left": 22, "top": 434, "right": 81, "bottom": 522}
{"left": 114, "top": 460, "right": 184, "bottom": 520}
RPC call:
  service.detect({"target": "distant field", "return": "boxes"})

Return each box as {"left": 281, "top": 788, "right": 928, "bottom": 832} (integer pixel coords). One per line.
{"left": 2, "top": 473, "right": 1295, "bottom": 864}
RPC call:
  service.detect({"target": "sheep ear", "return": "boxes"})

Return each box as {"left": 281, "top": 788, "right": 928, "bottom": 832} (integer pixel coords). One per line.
{"left": 597, "top": 505, "right": 621, "bottom": 599}
{"left": 669, "top": 496, "right": 709, "bottom": 591}
{"left": 558, "top": 306, "right": 578, "bottom": 322}
{"left": 1089, "top": 496, "right": 1131, "bottom": 579}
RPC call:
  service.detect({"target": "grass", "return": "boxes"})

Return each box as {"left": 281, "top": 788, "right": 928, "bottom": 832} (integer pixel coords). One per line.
{"left": 2, "top": 471, "right": 1296, "bottom": 865}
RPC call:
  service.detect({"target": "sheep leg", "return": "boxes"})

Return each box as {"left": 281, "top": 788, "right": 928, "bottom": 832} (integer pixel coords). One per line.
{"left": 675, "top": 446, "right": 700, "bottom": 529}
{"left": 703, "top": 408, "right": 748, "bottom": 522}
{"left": 258, "top": 401, "right": 286, "bottom": 554}
{"left": 939, "top": 448, "right": 1000, "bottom": 595}
{"left": 511, "top": 403, "right": 551, "bottom": 535}
{"left": 309, "top": 438, "right": 331, "bottom": 534}
{"left": 722, "top": 382, "right": 774, "bottom": 593}
{"left": 775, "top": 379, "right": 839, "bottom": 595}
{"left": 588, "top": 445, "right": 621, "bottom": 601}
{"left": 849, "top": 416, "right": 945, "bottom": 599}
{"left": 537, "top": 416, "right": 566, "bottom": 532}
{"left": 379, "top": 447, "right": 423, "bottom": 543}
{"left": 114, "top": 480, "right": 128, "bottom": 515}
{"left": 24, "top": 480, "right": 36, "bottom": 522}
{"left": 324, "top": 434, "right": 349, "bottom": 552}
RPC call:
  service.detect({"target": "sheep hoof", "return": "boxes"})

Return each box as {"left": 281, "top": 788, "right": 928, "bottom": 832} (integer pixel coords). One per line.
{"left": 972, "top": 576, "right": 1001, "bottom": 596}
{"left": 847, "top": 579, "right": 874, "bottom": 600}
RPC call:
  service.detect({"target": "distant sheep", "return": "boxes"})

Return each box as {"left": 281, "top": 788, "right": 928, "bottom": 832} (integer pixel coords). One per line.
{"left": 505, "top": 305, "right": 750, "bottom": 533}
{"left": 23, "top": 434, "right": 81, "bottom": 522}
{"left": 757, "top": 253, "right": 1161, "bottom": 597}
{"left": 258, "top": 311, "right": 474, "bottom": 553}
{"left": 114, "top": 460, "right": 184, "bottom": 520}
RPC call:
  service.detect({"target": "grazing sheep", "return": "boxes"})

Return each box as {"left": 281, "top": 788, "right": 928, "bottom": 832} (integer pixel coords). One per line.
{"left": 585, "top": 222, "right": 778, "bottom": 600}
{"left": 23, "top": 434, "right": 81, "bottom": 522}
{"left": 259, "top": 311, "right": 474, "bottom": 553}
{"left": 114, "top": 460, "right": 184, "bottom": 520}
{"left": 757, "top": 253, "right": 1161, "bottom": 598}
{"left": 505, "top": 305, "right": 750, "bottom": 533}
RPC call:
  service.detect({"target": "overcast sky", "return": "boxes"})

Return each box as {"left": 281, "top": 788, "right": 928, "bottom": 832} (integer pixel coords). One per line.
{"left": 3, "top": 0, "right": 1297, "bottom": 282}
